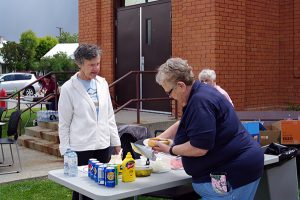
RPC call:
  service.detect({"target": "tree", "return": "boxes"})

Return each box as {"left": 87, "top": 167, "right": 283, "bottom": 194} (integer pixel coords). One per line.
{"left": 39, "top": 52, "right": 77, "bottom": 84}
{"left": 19, "top": 30, "right": 39, "bottom": 70}
{"left": 35, "top": 36, "right": 58, "bottom": 61}
{"left": 57, "top": 31, "right": 78, "bottom": 43}
{"left": 0, "top": 41, "right": 26, "bottom": 71}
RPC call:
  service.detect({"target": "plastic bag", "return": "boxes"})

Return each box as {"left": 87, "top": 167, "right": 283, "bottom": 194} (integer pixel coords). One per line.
{"left": 264, "top": 142, "right": 298, "bottom": 162}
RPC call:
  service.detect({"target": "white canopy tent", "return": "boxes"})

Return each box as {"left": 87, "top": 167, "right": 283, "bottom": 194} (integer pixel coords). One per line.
{"left": 42, "top": 43, "right": 78, "bottom": 59}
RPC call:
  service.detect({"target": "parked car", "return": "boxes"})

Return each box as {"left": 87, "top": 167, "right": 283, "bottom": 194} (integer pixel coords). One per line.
{"left": 0, "top": 73, "right": 41, "bottom": 96}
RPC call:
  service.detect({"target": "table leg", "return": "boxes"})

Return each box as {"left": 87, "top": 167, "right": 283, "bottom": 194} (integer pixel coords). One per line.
{"left": 133, "top": 196, "right": 138, "bottom": 200}
{"left": 0, "top": 144, "right": 4, "bottom": 164}
{"left": 79, "top": 193, "right": 83, "bottom": 200}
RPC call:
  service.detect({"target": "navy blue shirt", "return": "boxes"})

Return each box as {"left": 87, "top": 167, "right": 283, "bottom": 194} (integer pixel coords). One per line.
{"left": 175, "top": 81, "right": 264, "bottom": 189}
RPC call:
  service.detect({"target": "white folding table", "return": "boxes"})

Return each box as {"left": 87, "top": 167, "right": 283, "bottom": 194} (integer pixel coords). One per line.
{"left": 48, "top": 154, "right": 289, "bottom": 200}
{"left": 49, "top": 167, "right": 192, "bottom": 200}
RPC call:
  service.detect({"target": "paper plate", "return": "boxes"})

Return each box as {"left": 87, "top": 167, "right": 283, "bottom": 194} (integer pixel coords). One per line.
{"left": 143, "top": 138, "right": 173, "bottom": 147}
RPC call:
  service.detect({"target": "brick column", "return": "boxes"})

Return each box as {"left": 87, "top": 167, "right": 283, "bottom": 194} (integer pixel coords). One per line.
{"left": 78, "top": 0, "right": 115, "bottom": 84}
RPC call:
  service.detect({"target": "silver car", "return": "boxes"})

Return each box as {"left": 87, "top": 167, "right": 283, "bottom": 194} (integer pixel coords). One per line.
{"left": 0, "top": 73, "right": 41, "bottom": 96}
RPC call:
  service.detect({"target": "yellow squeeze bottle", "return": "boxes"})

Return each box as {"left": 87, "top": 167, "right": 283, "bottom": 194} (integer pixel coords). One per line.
{"left": 122, "top": 152, "right": 136, "bottom": 182}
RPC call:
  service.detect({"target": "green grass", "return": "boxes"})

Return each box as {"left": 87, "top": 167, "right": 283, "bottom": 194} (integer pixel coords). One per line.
{"left": 2, "top": 107, "right": 42, "bottom": 138}
{"left": 0, "top": 178, "right": 166, "bottom": 200}
{"left": 0, "top": 178, "right": 72, "bottom": 200}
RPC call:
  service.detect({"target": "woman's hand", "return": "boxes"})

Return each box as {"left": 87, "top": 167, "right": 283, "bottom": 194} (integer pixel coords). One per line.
{"left": 152, "top": 142, "right": 171, "bottom": 154}
{"left": 114, "top": 146, "right": 122, "bottom": 155}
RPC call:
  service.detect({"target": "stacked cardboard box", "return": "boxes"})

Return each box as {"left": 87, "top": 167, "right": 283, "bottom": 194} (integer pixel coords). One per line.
{"left": 259, "top": 122, "right": 281, "bottom": 146}
{"left": 280, "top": 120, "right": 300, "bottom": 145}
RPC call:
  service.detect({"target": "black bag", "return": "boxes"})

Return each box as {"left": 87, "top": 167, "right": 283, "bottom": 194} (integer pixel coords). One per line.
{"left": 264, "top": 142, "right": 298, "bottom": 162}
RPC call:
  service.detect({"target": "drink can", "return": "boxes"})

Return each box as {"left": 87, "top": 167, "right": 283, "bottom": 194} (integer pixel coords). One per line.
{"left": 94, "top": 163, "right": 103, "bottom": 183}
{"left": 108, "top": 164, "right": 119, "bottom": 185}
{"left": 98, "top": 164, "right": 107, "bottom": 185}
{"left": 105, "top": 167, "right": 116, "bottom": 188}
{"left": 88, "top": 159, "right": 97, "bottom": 178}
{"left": 91, "top": 160, "right": 100, "bottom": 180}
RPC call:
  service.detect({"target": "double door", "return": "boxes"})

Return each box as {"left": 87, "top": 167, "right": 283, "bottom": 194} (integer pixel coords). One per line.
{"left": 116, "top": 0, "right": 171, "bottom": 112}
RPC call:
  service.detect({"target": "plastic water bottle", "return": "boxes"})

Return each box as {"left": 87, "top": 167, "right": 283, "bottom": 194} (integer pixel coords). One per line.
{"left": 68, "top": 150, "right": 78, "bottom": 177}
{"left": 64, "top": 148, "right": 71, "bottom": 175}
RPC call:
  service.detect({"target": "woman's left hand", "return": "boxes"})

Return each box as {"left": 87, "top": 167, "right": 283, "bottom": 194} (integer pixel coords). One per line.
{"left": 114, "top": 146, "right": 122, "bottom": 155}
{"left": 152, "top": 142, "right": 171, "bottom": 154}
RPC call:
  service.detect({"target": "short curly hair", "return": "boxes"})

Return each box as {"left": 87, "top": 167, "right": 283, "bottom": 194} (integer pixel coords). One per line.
{"left": 198, "top": 69, "right": 216, "bottom": 82}
{"left": 74, "top": 44, "right": 102, "bottom": 65}
{"left": 156, "top": 58, "right": 194, "bottom": 87}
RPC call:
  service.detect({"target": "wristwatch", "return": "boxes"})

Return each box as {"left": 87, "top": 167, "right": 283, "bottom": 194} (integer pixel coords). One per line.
{"left": 169, "top": 145, "right": 177, "bottom": 156}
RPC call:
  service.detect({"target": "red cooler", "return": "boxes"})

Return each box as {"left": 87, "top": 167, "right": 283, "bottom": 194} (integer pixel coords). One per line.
{"left": 0, "top": 88, "right": 7, "bottom": 109}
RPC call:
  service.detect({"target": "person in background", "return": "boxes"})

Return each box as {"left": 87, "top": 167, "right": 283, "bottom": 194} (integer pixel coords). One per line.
{"left": 199, "top": 68, "right": 234, "bottom": 107}
{"left": 39, "top": 74, "right": 56, "bottom": 110}
{"left": 58, "top": 44, "right": 121, "bottom": 200}
{"left": 153, "top": 58, "right": 264, "bottom": 200}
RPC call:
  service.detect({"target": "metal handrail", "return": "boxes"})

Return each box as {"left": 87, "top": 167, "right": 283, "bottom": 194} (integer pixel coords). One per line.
{"left": 109, "top": 70, "right": 178, "bottom": 123}
{"left": 0, "top": 71, "right": 76, "bottom": 112}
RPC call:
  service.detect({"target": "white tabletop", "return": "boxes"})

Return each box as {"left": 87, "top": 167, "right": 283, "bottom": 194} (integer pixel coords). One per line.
{"left": 48, "top": 168, "right": 191, "bottom": 200}
{"left": 48, "top": 154, "right": 279, "bottom": 200}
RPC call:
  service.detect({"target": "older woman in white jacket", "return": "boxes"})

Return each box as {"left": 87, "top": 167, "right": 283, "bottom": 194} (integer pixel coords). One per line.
{"left": 58, "top": 44, "right": 121, "bottom": 200}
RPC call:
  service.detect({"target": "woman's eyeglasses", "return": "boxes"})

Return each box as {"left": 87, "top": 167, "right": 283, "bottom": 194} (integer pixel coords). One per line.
{"left": 166, "top": 85, "right": 176, "bottom": 96}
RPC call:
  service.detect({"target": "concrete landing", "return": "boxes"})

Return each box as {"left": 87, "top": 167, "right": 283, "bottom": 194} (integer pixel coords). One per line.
{"left": 0, "top": 145, "right": 62, "bottom": 184}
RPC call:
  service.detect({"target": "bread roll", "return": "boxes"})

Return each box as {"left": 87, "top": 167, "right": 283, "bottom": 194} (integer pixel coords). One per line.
{"left": 148, "top": 138, "right": 170, "bottom": 147}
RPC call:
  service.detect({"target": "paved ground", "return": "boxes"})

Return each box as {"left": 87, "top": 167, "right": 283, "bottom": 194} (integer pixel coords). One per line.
{"left": 0, "top": 145, "right": 62, "bottom": 184}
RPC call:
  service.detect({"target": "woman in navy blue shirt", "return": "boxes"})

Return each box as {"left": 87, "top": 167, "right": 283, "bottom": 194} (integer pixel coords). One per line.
{"left": 153, "top": 58, "right": 264, "bottom": 200}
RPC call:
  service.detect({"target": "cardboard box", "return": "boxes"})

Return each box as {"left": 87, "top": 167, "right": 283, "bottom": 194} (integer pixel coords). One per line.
{"left": 280, "top": 120, "right": 300, "bottom": 145}
{"left": 271, "top": 121, "right": 281, "bottom": 131}
{"left": 260, "top": 130, "right": 281, "bottom": 146}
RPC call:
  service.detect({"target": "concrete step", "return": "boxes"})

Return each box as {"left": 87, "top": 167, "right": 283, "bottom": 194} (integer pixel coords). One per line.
{"left": 37, "top": 121, "right": 58, "bottom": 131}
{"left": 18, "top": 135, "right": 61, "bottom": 157}
{"left": 19, "top": 110, "right": 176, "bottom": 157}
{"left": 25, "top": 126, "right": 59, "bottom": 143}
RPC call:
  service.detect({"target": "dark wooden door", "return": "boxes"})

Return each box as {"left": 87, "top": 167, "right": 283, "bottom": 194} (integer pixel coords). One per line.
{"left": 116, "top": 6, "right": 140, "bottom": 108}
{"left": 116, "top": 0, "right": 171, "bottom": 112}
{"left": 141, "top": 1, "right": 171, "bottom": 111}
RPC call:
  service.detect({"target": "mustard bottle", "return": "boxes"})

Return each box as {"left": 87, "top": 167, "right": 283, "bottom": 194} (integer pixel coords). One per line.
{"left": 122, "top": 152, "right": 136, "bottom": 182}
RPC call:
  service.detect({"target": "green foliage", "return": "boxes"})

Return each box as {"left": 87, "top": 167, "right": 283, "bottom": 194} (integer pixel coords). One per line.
{"left": 39, "top": 52, "right": 77, "bottom": 73}
{"left": 287, "top": 104, "right": 300, "bottom": 111}
{"left": 0, "top": 41, "right": 26, "bottom": 71}
{"left": 35, "top": 36, "right": 58, "bottom": 61}
{"left": 0, "top": 30, "right": 77, "bottom": 73}
{"left": 19, "top": 30, "right": 39, "bottom": 70}
{"left": 39, "top": 52, "right": 77, "bottom": 84}
{"left": 57, "top": 31, "right": 78, "bottom": 43}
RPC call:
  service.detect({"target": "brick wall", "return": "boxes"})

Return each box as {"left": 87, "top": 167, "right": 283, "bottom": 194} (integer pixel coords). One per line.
{"left": 78, "top": 0, "right": 115, "bottom": 84}
{"left": 244, "top": 0, "right": 280, "bottom": 110}
{"left": 215, "top": 0, "right": 247, "bottom": 109}
{"left": 172, "top": 0, "right": 217, "bottom": 113}
{"left": 279, "top": 0, "right": 300, "bottom": 108}
{"left": 78, "top": 0, "right": 300, "bottom": 111}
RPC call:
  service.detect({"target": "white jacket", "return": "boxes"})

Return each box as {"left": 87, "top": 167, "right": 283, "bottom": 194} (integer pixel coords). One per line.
{"left": 58, "top": 73, "right": 121, "bottom": 155}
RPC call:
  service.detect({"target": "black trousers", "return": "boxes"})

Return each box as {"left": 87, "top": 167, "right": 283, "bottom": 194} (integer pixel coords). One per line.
{"left": 72, "top": 148, "right": 111, "bottom": 200}
{"left": 46, "top": 99, "right": 55, "bottom": 110}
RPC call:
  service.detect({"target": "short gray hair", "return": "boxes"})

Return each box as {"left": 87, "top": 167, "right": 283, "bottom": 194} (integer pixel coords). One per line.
{"left": 156, "top": 58, "right": 194, "bottom": 87}
{"left": 198, "top": 68, "right": 216, "bottom": 81}
{"left": 74, "top": 44, "right": 102, "bottom": 65}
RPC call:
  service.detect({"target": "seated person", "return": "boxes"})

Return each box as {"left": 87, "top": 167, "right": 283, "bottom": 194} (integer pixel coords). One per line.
{"left": 199, "top": 68, "right": 234, "bottom": 106}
